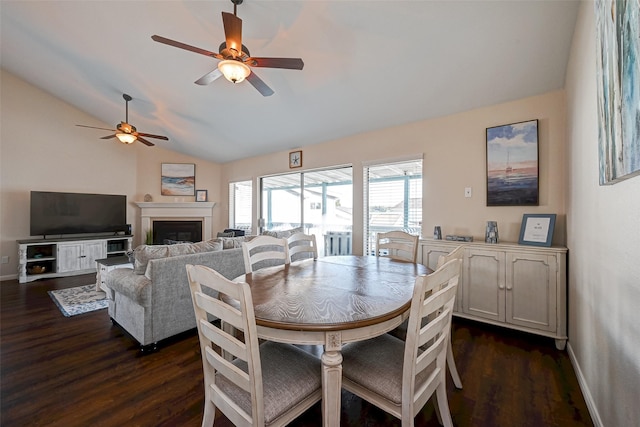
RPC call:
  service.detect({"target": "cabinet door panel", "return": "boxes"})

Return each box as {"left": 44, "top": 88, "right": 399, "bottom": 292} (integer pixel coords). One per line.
{"left": 463, "top": 249, "right": 505, "bottom": 321}
{"left": 57, "top": 243, "right": 82, "bottom": 273}
{"left": 506, "top": 253, "right": 557, "bottom": 331}
{"left": 421, "top": 246, "right": 450, "bottom": 271}
{"left": 82, "top": 241, "right": 107, "bottom": 269}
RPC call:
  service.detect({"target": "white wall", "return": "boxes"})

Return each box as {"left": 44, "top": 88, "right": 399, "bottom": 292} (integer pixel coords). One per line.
{"left": 221, "top": 90, "right": 567, "bottom": 255}
{"left": 0, "top": 69, "right": 221, "bottom": 279}
{"left": 564, "top": 2, "right": 640, "bottom": 426}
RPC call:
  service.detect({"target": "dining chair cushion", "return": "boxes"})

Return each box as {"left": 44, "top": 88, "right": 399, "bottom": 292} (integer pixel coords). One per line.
{"left": 215, "top": 341, "right": 322, "bottom": 425}
{"left": 341, "top": 333, "right": 431, "bottom": 405}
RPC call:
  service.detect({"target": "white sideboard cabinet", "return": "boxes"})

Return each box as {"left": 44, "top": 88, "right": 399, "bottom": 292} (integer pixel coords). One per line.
{"left": 18, "top": 236, "right": 132, "bottom": 283}
{"left": 419, "top": 239, "right": 567, "bottom": 350}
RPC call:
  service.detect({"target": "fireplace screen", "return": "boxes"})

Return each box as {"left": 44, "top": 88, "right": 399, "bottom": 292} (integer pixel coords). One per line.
{"left": 153, "top": 221, "right": 202, "bottom": 244}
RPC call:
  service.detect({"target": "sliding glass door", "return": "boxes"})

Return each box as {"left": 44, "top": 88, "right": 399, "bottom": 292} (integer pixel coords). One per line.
{"left": 261, "top": 166, "right": 352, "bottom": 256}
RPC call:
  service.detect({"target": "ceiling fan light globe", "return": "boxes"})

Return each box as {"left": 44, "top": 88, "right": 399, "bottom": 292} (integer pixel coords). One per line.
{"left": 116, "top": 133, "right": 137, "bottom": 144}
{"left": 218, "top": 60, "right": 250, "bottom": 84}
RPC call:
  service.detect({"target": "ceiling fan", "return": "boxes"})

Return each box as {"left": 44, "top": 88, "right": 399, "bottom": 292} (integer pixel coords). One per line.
{"left": 151, "top": 0, "right": 304, "bottom": 97}
{"left": 76, "top": 94, "right": 169, "bottom": 146}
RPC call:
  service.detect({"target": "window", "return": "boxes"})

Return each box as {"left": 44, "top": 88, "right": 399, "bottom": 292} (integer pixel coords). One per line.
{"left": 229, "top": 180, "right": 252, "bottom": 232}
{"left": 364, "top": 159, "right": 423, "bottom": 255}
{"left": 260, "top": 166, "right": 353, "bottom": 256}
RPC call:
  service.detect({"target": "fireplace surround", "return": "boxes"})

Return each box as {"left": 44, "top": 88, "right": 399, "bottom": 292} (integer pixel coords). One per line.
{"left": 136, "top": 202, "right": 215, "bottom": 243}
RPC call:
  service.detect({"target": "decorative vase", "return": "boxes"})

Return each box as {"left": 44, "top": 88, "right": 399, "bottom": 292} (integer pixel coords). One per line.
{"left": 433, "top": 226, "right": 442, "bottom": 240}
{"left": 485, "top": 221, "right": 499, "bottom": 243}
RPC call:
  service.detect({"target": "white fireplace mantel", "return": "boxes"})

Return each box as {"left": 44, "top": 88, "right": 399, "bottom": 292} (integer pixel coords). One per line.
{"left": 136, "top": 202, "right": 216, "bottom": 240}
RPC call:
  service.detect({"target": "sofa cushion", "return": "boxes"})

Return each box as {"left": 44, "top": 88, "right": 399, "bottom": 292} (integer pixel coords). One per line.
{"left": 133, "top": 239, "right": 223, "bottom": 274}
{"left": 261, "top": 227, "right": 304, "bottom": 239}
{"left": 133, "top": 245, "right": 170, "bottom": 274}
{"left": 217, "top": 235, "right": 256, "bottom": 250}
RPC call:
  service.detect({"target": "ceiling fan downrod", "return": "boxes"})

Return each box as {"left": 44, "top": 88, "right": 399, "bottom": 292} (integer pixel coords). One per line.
{"left": 231, "top": 0, "right": 243, "bottom": 16}
{"left": 122, "top": 94, "right": 132, "bottom": 124}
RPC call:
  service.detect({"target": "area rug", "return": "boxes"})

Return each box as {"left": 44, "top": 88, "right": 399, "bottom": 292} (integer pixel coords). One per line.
{"left": 48, "top": 284, "right": 107, "bottom": 317}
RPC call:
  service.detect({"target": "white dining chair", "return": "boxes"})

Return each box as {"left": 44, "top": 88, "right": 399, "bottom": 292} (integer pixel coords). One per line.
{"left": 242, "top": 235, "right": 290, "bottom": 274}
{"left": 436, "top": 245, "right": 465, "bottom": 389}
{"left": 341, "top": 258, "right": 461, "bottom": 427}
{"left": 185, "top": 264, "right": 322, "bottom": 427}
{"left": 375, "top": 230, "right": 419, "bottom": 262}
{"left": 287, "top": 232, "right": 318, "bottom": 262}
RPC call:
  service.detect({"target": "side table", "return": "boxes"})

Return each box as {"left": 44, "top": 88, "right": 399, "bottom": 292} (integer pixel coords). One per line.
{"left": 96, "top": 256, "right": 133, "bottom": 293}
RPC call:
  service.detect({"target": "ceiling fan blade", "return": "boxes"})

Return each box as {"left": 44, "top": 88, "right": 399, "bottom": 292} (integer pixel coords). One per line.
{"left": 137, "top": 132, "right": 169, "bottom": 141}
{"left": 246, "top": 71, "right": 274, "bottom": 97}
{"left": 76, "top": 124, "right": 117, "bottom": 132}
{"left": 100, "top": 134, "right": 117, "bottom": 140}
{"left": 222, "top": 12, "right": 243, "bottom": 57}
{"left": 195, "top": 69, "right": 223, "bottom": 85}
{"left": 136, "top": 137, "right": 155, "bottom": 147}
{"left": 246, "top": 57, "right": 304, "bottom": 70}
{"left": 151, "top": 35, "right": 222, "bottom": 59}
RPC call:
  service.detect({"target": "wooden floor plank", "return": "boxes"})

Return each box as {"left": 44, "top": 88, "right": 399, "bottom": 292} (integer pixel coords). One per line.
{"left": 1, "top": 274, "right": 593, "bottom": 426}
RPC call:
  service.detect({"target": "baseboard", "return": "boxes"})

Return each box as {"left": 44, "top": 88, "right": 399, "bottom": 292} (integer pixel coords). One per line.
{"left": 567, "top": 342, "right": 603, "bottom": 427}
{"left": 0, "top": 273, "right": 18, "bottom": 282}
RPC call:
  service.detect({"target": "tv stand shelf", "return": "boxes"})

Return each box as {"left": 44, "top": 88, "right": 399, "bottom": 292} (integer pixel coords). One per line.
{"left": 17, "top": 235, "right": 132, "bottom": 283}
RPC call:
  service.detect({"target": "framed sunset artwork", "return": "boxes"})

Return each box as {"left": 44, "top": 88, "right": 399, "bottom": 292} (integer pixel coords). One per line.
{"left": 486, "top": 119, "right": 539, "bottom": 206}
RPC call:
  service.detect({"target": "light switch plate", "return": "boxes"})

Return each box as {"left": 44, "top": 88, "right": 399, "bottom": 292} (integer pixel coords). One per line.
{"left": 464, "top": 187, "right": 472, "bottom": 198}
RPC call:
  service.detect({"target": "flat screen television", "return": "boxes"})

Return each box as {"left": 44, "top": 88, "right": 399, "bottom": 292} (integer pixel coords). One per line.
{"left": 30, "top": 191, "right": 127, "bottom": 237}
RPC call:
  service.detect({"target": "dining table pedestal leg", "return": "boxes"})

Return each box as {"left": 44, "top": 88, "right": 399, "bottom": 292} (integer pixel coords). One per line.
{"left": 322, "top": 331, "right": 343, "bottom": 427}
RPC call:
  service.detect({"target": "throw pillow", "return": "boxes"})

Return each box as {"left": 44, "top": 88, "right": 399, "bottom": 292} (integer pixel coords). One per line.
{"left": 217, "top": 235, "right": 256, "bottom": 249}
{"left": 133, "top": 245, "right": 170, "bottom": 274}
{"left": 163, "top": 239, "right": 192, "bottom": 245}
{"left": 216, "top": 231, "right": 234, "bottom": 238}
{"left": 192, "top": 239, "right": 223, "bottom": 252}
{"left": 261, "top": 227, "right": 304, "bottom": 239}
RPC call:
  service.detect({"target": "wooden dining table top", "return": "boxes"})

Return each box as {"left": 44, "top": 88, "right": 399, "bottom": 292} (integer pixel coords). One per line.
{"left": 233, "top": 255, "right": 429, "bottom": 332}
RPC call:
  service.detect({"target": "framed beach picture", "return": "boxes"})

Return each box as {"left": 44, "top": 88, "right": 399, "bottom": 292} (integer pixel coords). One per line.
{"left": 161, "top": 163, "right": 195, "bottom": 196}
{"left": 486, "top": 119, "right": 539, "bottom": 206}
{"left": 594, "top": 0, "right": 640, "bottom": 185}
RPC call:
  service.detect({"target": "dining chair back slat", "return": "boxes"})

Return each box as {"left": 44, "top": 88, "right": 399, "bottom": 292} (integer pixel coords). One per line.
{"left": 242, "top": 235, "right": 291, "bottom": 274}
{"left": 375, "top": 230, "right": 419, "bottom": 262}
{"left": 287, "top": 232, "right": 318, "bottom": 261}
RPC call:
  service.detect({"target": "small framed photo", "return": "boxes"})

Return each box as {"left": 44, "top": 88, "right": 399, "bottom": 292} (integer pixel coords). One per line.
{"left": 289, "top": 150, "right": 302, "bottom": 168}
{"left": 518, "top": 214, "right": 556, "bottom": 247}
{"left": 195, "top": 189, "right": 208, "bottom": 202}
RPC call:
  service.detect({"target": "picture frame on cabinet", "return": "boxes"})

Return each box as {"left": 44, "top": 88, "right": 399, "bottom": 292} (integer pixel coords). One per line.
{"left": 195, "top": 190, "right": 208, "bottom": 202}
{"left": 486, "top": 119, "right": 539, "bottom": 206}
{"left": 518, "top": 213, "right": 556, "bottom": 247}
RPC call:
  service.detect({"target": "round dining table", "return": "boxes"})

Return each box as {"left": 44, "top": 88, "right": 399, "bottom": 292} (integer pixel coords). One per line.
{"left": 233, "top": 255, "right": 429, "bottom": 427}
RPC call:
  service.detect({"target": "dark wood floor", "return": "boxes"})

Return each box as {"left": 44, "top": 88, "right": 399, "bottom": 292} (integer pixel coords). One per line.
{"left": 1, "top": 274, "right": 593, "bottom": 427}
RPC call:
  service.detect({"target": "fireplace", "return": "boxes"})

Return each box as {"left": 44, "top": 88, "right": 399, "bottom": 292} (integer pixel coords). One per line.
{"left": 135, "top": 202, "right": 216, "bottom": 244}
{"left": 153, "top": 220, "right": 202, "bottom": 244}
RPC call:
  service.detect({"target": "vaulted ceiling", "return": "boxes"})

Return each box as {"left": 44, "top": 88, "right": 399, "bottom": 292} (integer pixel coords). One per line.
{"left": 1, "top": 0, "right": 580, "bottom": 163}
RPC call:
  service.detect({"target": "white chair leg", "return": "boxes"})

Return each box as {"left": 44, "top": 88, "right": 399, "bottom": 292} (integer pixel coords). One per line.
{"left": 447, "top": 337, "right": 463, "bottom": 389}
{"left": 202, "top": 399, "right": 215, "bottom": 427}
{"left": 435, "top": 382, "right": 454, "bottom": 427}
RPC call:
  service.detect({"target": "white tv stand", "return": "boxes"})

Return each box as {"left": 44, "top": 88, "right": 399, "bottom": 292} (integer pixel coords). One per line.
{"left": 17, "top": 235, "right": 133, "bottom": 283}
